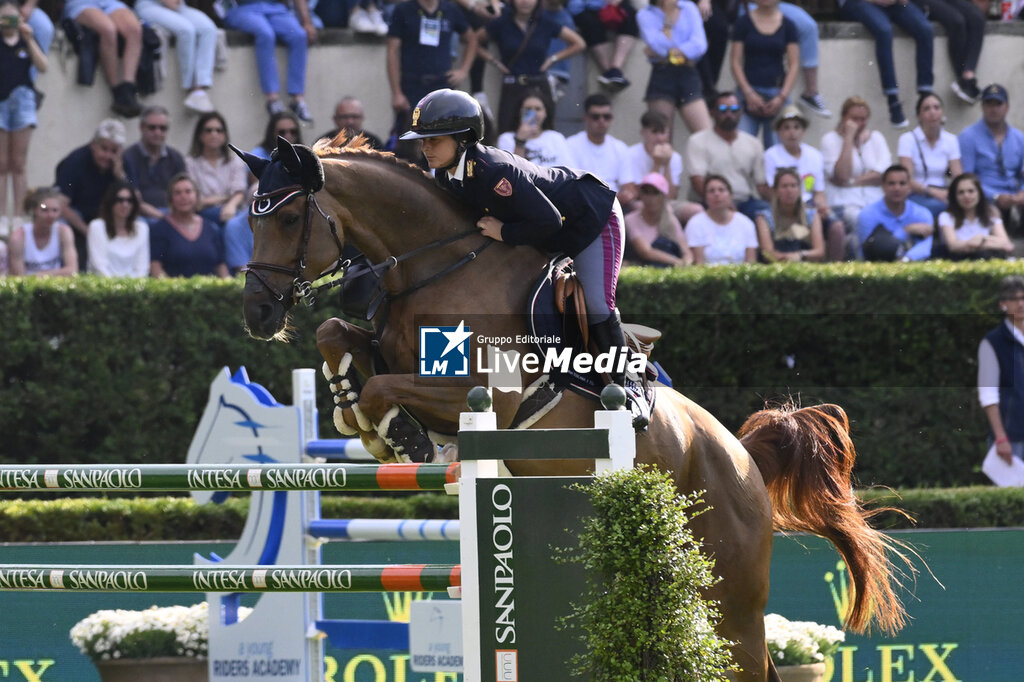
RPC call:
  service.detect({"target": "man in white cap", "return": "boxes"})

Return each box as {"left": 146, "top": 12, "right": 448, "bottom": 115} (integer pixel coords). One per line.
{"left": 54, "top": 118, "right": 127, "bottom": 270}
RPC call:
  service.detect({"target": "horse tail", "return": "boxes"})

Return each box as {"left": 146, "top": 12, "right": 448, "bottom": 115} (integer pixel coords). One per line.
{"left": 738, "top": 402, "right": 911, "bottom": 636}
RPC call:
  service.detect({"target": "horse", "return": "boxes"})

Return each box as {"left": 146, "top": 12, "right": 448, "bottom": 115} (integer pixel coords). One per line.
{"left": 235, "top": 135, "right": 909, "bottom": 682}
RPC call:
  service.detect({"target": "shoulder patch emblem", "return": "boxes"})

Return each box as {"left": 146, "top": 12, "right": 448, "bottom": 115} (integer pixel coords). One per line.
{"left": 494, "top": 177, "right": 513, "bottom": 197}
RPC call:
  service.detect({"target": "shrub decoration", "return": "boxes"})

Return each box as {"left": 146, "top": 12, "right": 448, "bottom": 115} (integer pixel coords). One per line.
{"left": 70, "top": 602, "right": 251, "bottom": 661}
{"left": 764, "top": 613, "right": 845, "bottom": 666}
{"left": 562, "top": 466, "right": 732, "bottom": 681}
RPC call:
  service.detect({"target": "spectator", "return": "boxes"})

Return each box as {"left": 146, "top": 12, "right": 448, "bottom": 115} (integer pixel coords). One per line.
{"left": 64, "top": 0, "right": 144, "bottom": 117}
{"left": 938, "top": 172, "right": 1013, "bottom": 259}
{"left": 624, "top": 171, "right": 691, "bottom": 266}
{"left": 684, "top": 90, "right": 770, "bottom": 221}
{"left": 320, "top": 95, "right": 384, "bottom": 148}
{"left": 87, "top": 179, "right": 150, "bottom": 276}
{"left": 222, "top": 112, "right": 303, "bottom": 273}
{"left": 755, "top": 166, "right": 824, "bottom": 261}
{"left": 619, "top": 110, "right": 702, "bottom": 223}
{"left": 729, "top": 0, "right": 798, "bottom": 148}
{"left": 123, "top": 105, "right": 188, "bottom": 222}
{"left": 497, "top": 88, "right": 574, "bottom": 167}
{"left": 567, "top": 0, "right": 639, "bottom": 91}
{"left": 776, "top": 1, "right": 831, "bottom": 118}
{"left": 837, "top": 0, "right": 934, "bottom": 128}
{"left": 349, "top": 0, "right": 389, "bottom": 34}
{"left": 959, "top": 84, "right": 1024, "bottom": 232}
{"left": 765, "top": 105, "right": 845, "bottom": 261}
{"left": 386, "top": 0, "right": 478, "bottom": 163}
{"left": 566, "top": 93, "right": 630, "bottom": 192}
{"left": 686, "top": 173, "right": 758, "bottom": 264}
{"left": 134, "top": 0, "right": 218, "bottom": 113}
{"left": 223, "top": 0, "right": 317, "bottom": 123}
{"left": 636, "top": 0, "right": 711, "bottom": 140}
{"left": 978, "top": 275, "right": 1024, "bottom": 469}
{"left": 897, "top": 92, "right": 962, "bottom": 219}
{"left": 858, "top": 164, "right": 933, "bottom": 261}
{"left": 913, "top": 0, "right": 985, "bottom": 104}
{"left": 0, "top": 236, "right": 7, "bottom": 273}
{"left": 54, "top": 118, "right": 126, "bottom": 271}
{"left": 185, "top": 111, "right": 248, "bottom": 228}
{"left": 821, "top": 96, "right": 891, "bottom": 253}
{"left": 150, "top": 173, "right": 229, "bottom": 277}
{"left": 695, "top": 0, "right": 735, "bottom": 97}
{"left": 8, "top": 186, "right": 77, "bottom": 276}
{"left": 482, "top": 0, "right": 584, "bottom": 133}
{"left": 19, "top": 0, "right": 54, "bottom": 80}
{"left": 0, "top": 0, "right": 47, "bottom": 229}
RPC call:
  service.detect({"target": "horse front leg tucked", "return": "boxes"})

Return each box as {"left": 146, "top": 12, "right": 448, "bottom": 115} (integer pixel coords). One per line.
{"left": 316, "top": 318, "right": 398, "bottom": 463}
{"left": 357, "top": 373, "right": 480, "bottom": 462}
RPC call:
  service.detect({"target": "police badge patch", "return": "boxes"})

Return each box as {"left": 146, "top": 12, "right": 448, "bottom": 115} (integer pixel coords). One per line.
{"left": 411, "top": 107, "right": 420, "bottom": 127}
{"left": 494, "top": 177, "right": 513, "bottom": 196}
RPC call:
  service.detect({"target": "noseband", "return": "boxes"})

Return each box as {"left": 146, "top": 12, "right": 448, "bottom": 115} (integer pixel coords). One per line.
{"left": 244, "top": 184, "right": 345, "bottom": 307}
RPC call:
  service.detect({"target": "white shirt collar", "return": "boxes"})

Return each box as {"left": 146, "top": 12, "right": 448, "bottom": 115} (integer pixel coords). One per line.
{"left": 447, "top": 150, "right": 469, "bottom": 182}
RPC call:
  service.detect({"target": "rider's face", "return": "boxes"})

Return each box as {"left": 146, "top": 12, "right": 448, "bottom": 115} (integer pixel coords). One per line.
{"left": 421, "top": 135, "right": 459, "bottom": 170}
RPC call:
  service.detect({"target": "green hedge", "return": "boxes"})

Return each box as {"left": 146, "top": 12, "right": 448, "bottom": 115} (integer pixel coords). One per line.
{"left": 0, "top": 262, "right": 1016, "bottom": 486}
{"left": 2, "top": 488, "right": 1021, "bottom": 542}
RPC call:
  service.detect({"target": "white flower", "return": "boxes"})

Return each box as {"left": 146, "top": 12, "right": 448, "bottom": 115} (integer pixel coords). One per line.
{"left": 764, "top": 613, "right": 845, "bottom": 667}
{"left": 69, "top": 602, "right": 254, "bottom": 662}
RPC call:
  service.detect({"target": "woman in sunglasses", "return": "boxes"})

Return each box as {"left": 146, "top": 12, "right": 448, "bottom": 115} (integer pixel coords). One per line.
{"left": 87, "top": 179, "right": 149, "bottom": 277}
{"left": 185, "top": 111, "right": 247, "bottom": 228}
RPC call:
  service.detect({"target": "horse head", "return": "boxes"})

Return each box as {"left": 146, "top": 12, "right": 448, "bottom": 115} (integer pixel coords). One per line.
{"left": 232, "top": 136, "right": 343, "bottom": 339}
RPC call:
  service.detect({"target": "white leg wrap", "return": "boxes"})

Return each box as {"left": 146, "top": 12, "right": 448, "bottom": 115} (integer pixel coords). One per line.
{"left": 351, "top": 403, "right": 373, "bottom": 433}
{"left": 333, "top": 407, "right": 358, "bottom": 436}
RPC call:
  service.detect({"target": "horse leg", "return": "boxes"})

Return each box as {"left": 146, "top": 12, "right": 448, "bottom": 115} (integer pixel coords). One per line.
{"left": 639, "top": 392, "right": 779, "bottom": 682}
{"left": 316, "top": 318, "right": 397, "bottom": 463}
{"left": 356, "top": 373, "right": 483, "bottom": 462}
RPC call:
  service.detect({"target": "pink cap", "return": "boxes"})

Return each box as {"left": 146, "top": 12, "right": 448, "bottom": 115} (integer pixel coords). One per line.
{"left": 639, "top": 172, "right": 669, "bottom": 195}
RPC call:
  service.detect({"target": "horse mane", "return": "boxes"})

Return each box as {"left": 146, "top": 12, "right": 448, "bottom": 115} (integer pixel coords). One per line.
{"left": 312, "top": 132, "right": 432, "bottom": 180}
{"left": 311, "top": 132, "right": 479, "bottom": 223}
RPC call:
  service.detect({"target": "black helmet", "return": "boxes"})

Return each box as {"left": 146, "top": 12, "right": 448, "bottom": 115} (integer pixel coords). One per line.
{"left": 400, "top": 89, "right": 484, "bottom": 142}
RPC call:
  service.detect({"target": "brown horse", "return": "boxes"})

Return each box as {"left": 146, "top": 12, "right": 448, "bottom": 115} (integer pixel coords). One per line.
{"left": 237, "top": 136, "right": 908, "bottom": 681}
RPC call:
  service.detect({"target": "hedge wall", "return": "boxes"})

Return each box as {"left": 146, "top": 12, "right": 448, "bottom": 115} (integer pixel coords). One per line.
{"left": 0, "top": 261, "right": 1016, "bottom": 487}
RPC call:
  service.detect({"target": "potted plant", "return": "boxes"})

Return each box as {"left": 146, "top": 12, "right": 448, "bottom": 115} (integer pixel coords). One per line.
{"left": 764, "top": 613, "right": 845, "bottom": 682}
{"left": 70, "top": 601, "right": 250, "bottom": 682}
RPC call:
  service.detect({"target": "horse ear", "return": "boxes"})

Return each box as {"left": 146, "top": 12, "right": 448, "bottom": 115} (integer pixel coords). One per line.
{"left": 230, "top": 144, "right": 271, "bottom": 179}
{"left": 293, "top": 145, "right": 326, "bottom": 192}
{"left": 276, "top": 136, "right": 303, "bottom": 174}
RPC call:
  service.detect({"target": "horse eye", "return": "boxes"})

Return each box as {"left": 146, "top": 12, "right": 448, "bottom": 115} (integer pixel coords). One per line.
{"left": 281, "top": 212, "right": 300, "bottom": 226}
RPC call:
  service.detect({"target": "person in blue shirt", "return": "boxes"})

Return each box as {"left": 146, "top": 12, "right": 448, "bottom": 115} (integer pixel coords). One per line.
{"left": 858, "top": 164, "right": 934, "bottom": 261}
{"left": 400, "top": 88, "right": 650, "bottom": 428}
{"left": 958, "top": 84, "right": 1024, "bottom": 232}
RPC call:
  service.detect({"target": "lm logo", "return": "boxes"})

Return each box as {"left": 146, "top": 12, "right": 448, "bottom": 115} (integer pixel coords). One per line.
{"left": 419, "top": 321, "right": 472, "bottom": 377}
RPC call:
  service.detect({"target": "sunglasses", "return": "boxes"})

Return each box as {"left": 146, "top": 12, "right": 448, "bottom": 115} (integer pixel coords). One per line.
{"left": 114, "top": 196, "right": 135, "bottom": 204}
{"left": 203, "top": 126, "right": 225, "bottom": 134}
{"left": 588, "top": 112, "right": 613, "bottom": 121}
{"left": 145, "top": 124, "right": 169, "bottom": 132}
{"left": 717, "top": 104, "right": 741, "bottom": 113}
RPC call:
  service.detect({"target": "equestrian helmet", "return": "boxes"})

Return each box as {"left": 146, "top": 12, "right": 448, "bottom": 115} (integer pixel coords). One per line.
{"left": 400, "top": 89, "right": 484, "bottom": 143}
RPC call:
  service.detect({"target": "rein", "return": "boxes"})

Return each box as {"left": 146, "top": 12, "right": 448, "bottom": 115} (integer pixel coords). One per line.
{"left": 244, "top": 185, "right": 494, "bottom": 309}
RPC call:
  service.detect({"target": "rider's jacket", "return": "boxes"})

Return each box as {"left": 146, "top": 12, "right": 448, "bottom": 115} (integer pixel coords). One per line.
{"left": 434, "top": 143, "right": 615, "bottom": 257}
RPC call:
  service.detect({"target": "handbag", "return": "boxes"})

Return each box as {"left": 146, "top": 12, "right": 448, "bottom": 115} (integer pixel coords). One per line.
{"left": 597, "top": 3, "right": 627, "bottom": 30}
{"left": 861, "top": 224, "right": 906, "bottom": 262}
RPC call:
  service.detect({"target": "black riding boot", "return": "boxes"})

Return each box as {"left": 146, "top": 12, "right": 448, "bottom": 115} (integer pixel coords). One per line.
{"left": 589, "top": 312, "right": 651, "bottom": 430}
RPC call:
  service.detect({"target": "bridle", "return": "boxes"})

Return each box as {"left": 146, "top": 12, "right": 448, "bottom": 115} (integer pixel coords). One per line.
{"left": 243, "top": 184, "right": 345, "bottom": 307}
{"left": 243, "top": 184, "right": 494, "bottom": 310}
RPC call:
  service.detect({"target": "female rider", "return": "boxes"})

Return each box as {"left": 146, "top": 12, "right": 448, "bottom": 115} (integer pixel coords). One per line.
{"left": 400, "top": 88, "right": 649, "bottom": 428}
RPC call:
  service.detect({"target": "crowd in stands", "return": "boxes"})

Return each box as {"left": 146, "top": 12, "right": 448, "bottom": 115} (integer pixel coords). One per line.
{"left": 0, "top": 0, "right": 1022, "bottom": 276}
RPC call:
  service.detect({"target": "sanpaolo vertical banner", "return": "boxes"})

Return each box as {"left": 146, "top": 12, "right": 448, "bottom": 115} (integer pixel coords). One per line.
{"left": 475, "top": 477, "right": 591, "bottom": 682}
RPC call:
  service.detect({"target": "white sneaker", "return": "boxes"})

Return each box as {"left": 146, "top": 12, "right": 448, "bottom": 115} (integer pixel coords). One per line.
{"left": 184, "top": 89, "right": 215, "bottom": 114}
{"left": 367, "top": 6, "right": 388, "bottom": 35}
{"left": 350, "top": 8, "right": 376, "bottom": 34}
